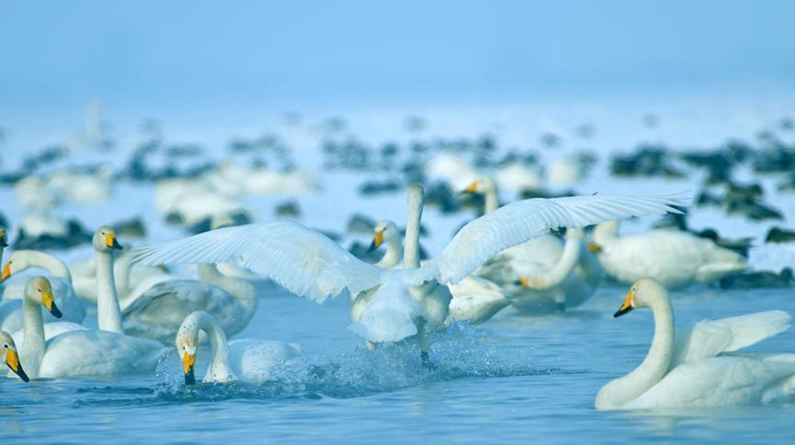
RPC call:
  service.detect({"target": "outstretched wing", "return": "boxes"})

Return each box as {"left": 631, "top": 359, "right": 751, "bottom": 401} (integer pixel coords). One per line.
{"left": 130, "top": 221, "right": 384, "bottom": 303}
{"left": 418, "top": 194, "right": 687, "bottom": 285}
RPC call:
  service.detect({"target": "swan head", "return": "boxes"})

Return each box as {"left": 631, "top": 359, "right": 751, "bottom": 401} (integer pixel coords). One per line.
{"left": 1, "top": 250, "right": 27, "bottom": 281}
{"left": 93, "top": 226, "right": 123, "bottom": 252}
{"left": 369, "top": 220, "right": 399, "bottom": 252}
{"left": 613, "top": 278, "right": 665, "bottom": 318}
{"left": 0, "top": 227, "right": 7, "bottom": 248}
{"left": 0, "top": 331, "right": 28, "bottom": 382}
{"left": 176, "top": 312, "right": 203, "bottom": 385}
{"left": 461, "top": 176, "right": 496, "bottom": 196}
{"left": 25, "top": 276, "right": 62, "bottom": 318}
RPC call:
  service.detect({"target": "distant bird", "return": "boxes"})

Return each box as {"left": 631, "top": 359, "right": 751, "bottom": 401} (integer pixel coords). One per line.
{"left": 590, "top": 220, "right": 746, "bottom": 289}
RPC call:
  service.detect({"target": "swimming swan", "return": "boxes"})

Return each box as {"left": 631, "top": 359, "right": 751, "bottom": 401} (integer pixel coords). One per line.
{"left": 1, "top": 250, "right": 87, "bottom": 332}
{"left": 176, "top": 311, "right": 300, "bottom": 384}
{"left": 590, "top": 220, "right": 747, "bottom": 289}
{"left": 595, "top": 278, "right": 795, "bottom": 410}
{"left": 132, "top": 188, "right": 685, "bottom": 365}
{"left": 14, "top": 276, "right": 168, "bottom": 380}
{"left": 509, "top": 228, "right": 603, "bottom": 312}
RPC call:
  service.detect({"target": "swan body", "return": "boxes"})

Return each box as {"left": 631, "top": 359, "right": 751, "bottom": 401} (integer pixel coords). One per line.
{"left": 508, "top": 228, "right": 603, "bottom": 312}
{"left": 14, "top": 275, "right": 167, "bottom": 380}
{"left": 70, "top": 253, "right": 171, "bottom": 305}
{"left": 1, "top": 250, "right": 87, "bottom": 332}
{"left": 368, "top": 219, "right": 509, "bottom": 324}
{"left": 595, "top": 278, "right": 795, "bottom": 410}
{"left": 121, "top": 263, "right": 257, "bottom": 343}
{"left": 177, "top": 311, "right": 299, "bottom": 384}
{"left": 132, "top": 189, "right": 685, "bottom": 359}
{"left": 591, "top": 221, "right": 747, "bottom": 289}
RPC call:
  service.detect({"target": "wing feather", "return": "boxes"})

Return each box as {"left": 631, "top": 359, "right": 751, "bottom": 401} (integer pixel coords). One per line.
{"left": 418, "top": 194, "right": 687, "bottom": 284}
{"left": 131, "top": 221, "right": 384, "bottom": 303}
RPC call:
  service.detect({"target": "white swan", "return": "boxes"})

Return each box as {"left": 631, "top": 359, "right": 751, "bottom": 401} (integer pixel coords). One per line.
{"left": 1, "top": 250, "right": 87, "bottom": 332}
{"left": 1, "top": 329, "right": 29, "bottom": 382}
{"left": 176, "top": 311, "right": 300, "bottom": 384}
{"left": 70, "top": 252, "right": 172, "bottom": 306}
{"left": 508, "top": 228, "right": 603, "bottom": 312}
{"left": 595, "top": 278, "right": 795, "bottom": 410}
{"left": 590, "top": 221, "right": 747, "bottom": 289}
{"left": 368, "top": 219, "right": 509, "bottom": 324}
{"left": 121, "top": 263, "right": 257, "bottom": 343}
{"left": 132, "top": 187, "right": 685, "bottom": 365}
{"left": 12, "top": 276, "right": 168, "bottom": 380}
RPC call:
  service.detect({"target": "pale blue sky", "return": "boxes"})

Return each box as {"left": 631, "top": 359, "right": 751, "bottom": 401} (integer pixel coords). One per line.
{"left": 1, "top": 0, "right": 794, "bottom": 118}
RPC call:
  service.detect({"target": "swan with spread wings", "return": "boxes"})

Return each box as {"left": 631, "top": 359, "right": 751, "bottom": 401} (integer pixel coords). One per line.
{"left": 132, "top": 185, "right": 685, "bottom": 366}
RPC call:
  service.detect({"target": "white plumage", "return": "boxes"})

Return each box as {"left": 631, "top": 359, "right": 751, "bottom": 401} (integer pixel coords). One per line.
{"left": 595, "top": 278, "right": 795, "bottom": 410}
{"left": 133, "top": 190, "right": 685, "bottom": 352}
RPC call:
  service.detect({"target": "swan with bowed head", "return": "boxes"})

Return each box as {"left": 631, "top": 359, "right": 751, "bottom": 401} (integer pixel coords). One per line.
{"left": 596, "top": 278, "right": 795, "bottom": 410}
{"left": 132, "top": 185, "right": 686, "bottom": 367}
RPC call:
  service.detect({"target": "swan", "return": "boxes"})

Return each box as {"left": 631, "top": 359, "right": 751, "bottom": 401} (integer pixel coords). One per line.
{"left": 368, "top": 219, "right": 509, "bottom": 324}
{"left": 121, "top": 263, "right": 257, "bottom": 343}
{"left": 1, "top": 250, "right": 87, "bottom": 332}
{"left": 176, "top": 311, "right": 300, "bottom": 384}
{"left": 508, "top": 228, "right": 603, "bottom": 312}
{"left": 0, "top": 329, "right": 29, "bottom": 382}
{"left": 132, "top": 186, "right": 685, "bottom": 366}
{"left": 12, "top": 276, "right": 168, "bottom": 380}
{"left": 595, "top": 278, "right": 795, "bottom": 410}
{"left": 590, "top": 220, "right": 747, "bottom": 289}
{"left": 461, "top": 176, "right": 569, "bottom": 290}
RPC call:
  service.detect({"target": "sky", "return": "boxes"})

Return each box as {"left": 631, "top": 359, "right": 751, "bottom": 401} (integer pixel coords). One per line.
{"left": 1, "top": 0, "right": 794, "bottom": 121}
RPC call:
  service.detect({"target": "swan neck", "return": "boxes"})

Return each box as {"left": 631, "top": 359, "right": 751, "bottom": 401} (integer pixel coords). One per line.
{"left": 198, "top": 313, "right": 233, "bottom": 380}
{"left": 597, "top": 290, "right": 674, "bottom": 408}
{"left": 197, "top": 264, "right": 257, "bottom": 313}
{"left": 22, "top": 291, "right": 46, "bottom": 377}
{"left": 541, "top": 238, "right": 582, "bottom": 288}
{"left": 403, "top": 186, "right": 425, "bottom": 269}
{"left": 18, "top": 251, "right": 73, "bottom": 283}
{"left": 96, "top": 250, "right": 124, "bottom": 333}
{"left": 377, "top": 236, "right": 403, "bottom": 268}
{"left": 484, "top": 184, "right": 499, "bottom": 214}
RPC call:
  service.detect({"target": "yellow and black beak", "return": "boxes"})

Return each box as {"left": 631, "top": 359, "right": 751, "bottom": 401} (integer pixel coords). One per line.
{"left": 614, "top": 288, "right": 635, "bottom": 318}
{"left": 182, "top": 352, "right": 196, "bottom": 385}
{"left": 588, "top": 242, "right": 602, "bottom": 254}
{"left": 41, "top": 291, "right": 63, "bottom": 318}
{"left": 0, "top": 263, "right": 10, "bottom": 281}
{"left": 514, "top": 277, "right": 529, "bottom": 287}
{"left": 6, "top": 349, "right": 29, "bottom": 382}
{"left": 105, "top": 233, "right": 123, "bottom": 250}
{"left": 368, "top": 230, "right": 384, "bottom": 252}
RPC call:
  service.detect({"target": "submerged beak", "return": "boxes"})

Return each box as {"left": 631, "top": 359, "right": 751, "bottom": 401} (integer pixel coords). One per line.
{"left": 613, "top": 288, "right": 635, "bottom": 318}
{"left": 368, "top": 231, "right": 384, "bottom": 252}
{"left": 105, "top": 233, "right": 123, "bottom": 250}
{"left": 182, "top": 352, "right": 196, "bottom": 385}
{"left": 6, "top": 349, "right": 29, "bottom": 382}
{"left": 42, "top": 292, "right": 63, "bottom": 318}
{"left": 588, "top": 242, "right": 602, "bottom": 254}
{"left": 1, "top": 263, "right": 10, "bottom": 281}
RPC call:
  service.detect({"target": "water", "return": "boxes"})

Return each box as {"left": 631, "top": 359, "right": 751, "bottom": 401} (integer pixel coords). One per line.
{"left": 3, "top": 282, "right": 794, "bottom": 445}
